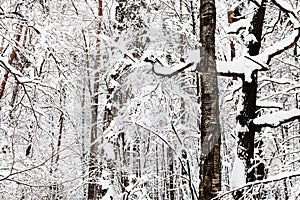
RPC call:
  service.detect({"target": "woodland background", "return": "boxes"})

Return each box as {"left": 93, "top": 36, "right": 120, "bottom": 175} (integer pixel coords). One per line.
{"left": 0, "top": 0, "right": 300, "bottom": 199}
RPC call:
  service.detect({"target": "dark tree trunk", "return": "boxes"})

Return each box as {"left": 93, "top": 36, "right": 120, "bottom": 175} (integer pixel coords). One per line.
{"left": 234, "top": 1, "right": 266, "bottom": 199}
{"left": 237, "top": 0, "right": 266, "bottom": 184}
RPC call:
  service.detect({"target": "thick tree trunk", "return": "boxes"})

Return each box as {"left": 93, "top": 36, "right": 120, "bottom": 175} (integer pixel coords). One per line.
{"left": 87, "top": 0, "right": 102, "bottom": 199}
{"left": 199, "top": 0, "right": 221, "bottom": 199}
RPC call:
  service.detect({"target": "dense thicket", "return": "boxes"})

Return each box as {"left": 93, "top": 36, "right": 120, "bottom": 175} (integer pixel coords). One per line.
{"left": 0, "top": 0, "right": 299, "bottom": 199}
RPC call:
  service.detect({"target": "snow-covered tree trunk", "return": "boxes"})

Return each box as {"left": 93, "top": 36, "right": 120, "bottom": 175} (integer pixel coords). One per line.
{"left": 199, "top": 0, "right": 221, "bottom": 199}
{"left": 236, "top": 0, "right": 266, "bottom": 185}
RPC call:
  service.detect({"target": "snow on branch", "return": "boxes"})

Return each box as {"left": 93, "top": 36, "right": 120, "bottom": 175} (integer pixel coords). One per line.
{"left": 258, "top": 76, "right": 294, "bottom": 84}
{"left": 144, "top": 51, "right": 268, "bottom": 82}
{"left": 152, "top": 61, "right": 194, "bottom": 76}
{"left": 144, "top": 55, "right": 194, "bottom": 77}
{"left": 257, "top": 0, "right": 300, "bottom": 64}
{"left": 265, "top": 29, "right": 300, "bottom": 64}
{"left": 256, "top": 100, "right": 283, "bottom": 109}
{"left": 0, "top": 57, "right": 39, "bottom": 85}
{"left": 247, "top": 28, "right": 300, "bottom": 66}
{"left": 227, "top": 18, "right": 250, "bottom": 34}
{"left": 0, "top": 57, "right": 23, "bottom": 77}
{"left": 217, "top": 55, "right": 268, "bottom": 82}
{"left": 253, "top": 108, "right": 300, "bottom": 128}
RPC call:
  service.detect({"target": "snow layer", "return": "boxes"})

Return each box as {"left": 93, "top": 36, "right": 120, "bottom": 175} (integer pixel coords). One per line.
{"left": 153, "top": 62, "right": 192, "bottom": 76}
{"left": 259, "top": 76, "right": 294, "bottom": 84}
{"left": 256, "top": 100, "right": 283, "bottom": 108}
{"left": 231, "top": 154, "right": 246, "bottom": 188}
{"left": 217, "top": 56, "right": 267, "bottom": 82}
{"left": 0, "top": 57, "right": 23, "bottom": 77}
{"left": 253, "top": 108, "right": 300, "bottom": 127}
{"left": 257, "top": 29, "right": 300, "bottom": 63}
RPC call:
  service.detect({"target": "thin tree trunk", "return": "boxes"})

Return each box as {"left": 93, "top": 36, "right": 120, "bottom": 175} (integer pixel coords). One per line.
{"left": 199, "top": 0, "right": 221, "bottom": 199}
{"left": 81, "top": 29, "right": 89, "bottom": 199}
{"left": 50, "top": 87, "right": 65, "bottom": 199}
{"left": 87, "top": 0, "right": 102, "bottom": 199}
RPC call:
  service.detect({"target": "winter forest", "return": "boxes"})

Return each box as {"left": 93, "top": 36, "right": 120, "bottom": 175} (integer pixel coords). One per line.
{"left": 0, "top": 0, "right": 300, "bottom": 199}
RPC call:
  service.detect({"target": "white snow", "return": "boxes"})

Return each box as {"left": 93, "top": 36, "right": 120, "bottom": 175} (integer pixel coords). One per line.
{"left": 226, "top": 18, "right": 251, "bottom": 33}
{"left": 257, "top": 29, "right": 300, "bottom": 63}
{"left": 231, "top": 154, "right": 246, "bottom": 188}
{"left": 245, "top": 33, "right": 258, "bottom": 44}
{"left": 109, "top": 79, "right": 120, "bottom": 88}
{"left": 253, "top": 108, "right": 300, "bottom": 127}
{"left": 273, "top": 0, "right": 297, "bottom": 16}
{"left": 146, "top": 51, "right": 268, "bottom": 81}
{"left": 0, "top": 57, "right": 23, "bottom": 77}
{"left": 217, "top": 55, "right": 268, "bottom": 82}
{"left": 259, "top": 76, "right": 294, "bottom": 84}
{"left": 153, "top": 62, "right": 190, "bottom": 76}
{"left": 256, "top": 100, "right": 283, "bottom": 108}
{"left": 186, "top": 49, "right": 200, "bottom": 63}
{"left": 289, "top": 13, "right": 300, "bottom": 28}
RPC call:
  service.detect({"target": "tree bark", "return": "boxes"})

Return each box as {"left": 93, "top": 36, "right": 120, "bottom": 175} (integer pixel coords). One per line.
{"left": 199, "top": 0, "right": 221, "bottom": 199}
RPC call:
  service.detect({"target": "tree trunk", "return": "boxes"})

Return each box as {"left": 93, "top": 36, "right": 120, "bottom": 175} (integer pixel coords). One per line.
{"left": 199, "top": 0, "right": 221, "bottom": 199}
{"left": 234, "top": 1, "right": 266, "bottom": 199}
{"left": 237, "top": 0, "right": 266, "bottom": 184}
{"left": 87, "top": 0, "right": 102, "bottom": 199}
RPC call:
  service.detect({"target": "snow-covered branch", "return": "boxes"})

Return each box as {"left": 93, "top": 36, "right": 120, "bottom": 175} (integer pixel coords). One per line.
{"left": 217, "top": 55, "right": 268, "bottom": 82}
{"left": 145, "top": 52, "right": 268, "bottom": 82}
{"left": 0, "top": 57, "right": 23, "bottom": 77}
{"left": 0, "top": 57, "right": 39, "bottom": 84}
{"left": 227, "top": 18, "right": 250, "bottom": 34}
{"left": 258, "top": 0, "right": 300, "bottom": 64}
{"left": 144, "top": 55, "right": 195, "bottom": 76}
{"left": 265, "top": 29, "right": 300, "bottom": 64}
{"left": 253, "top": 108, "right": 300, "bottom": 128}
{"left": 258, "top": 76, "right": 294, "bottom": 85}
{"left": 256, "top": 100, "right": 283, "bottom": 109}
